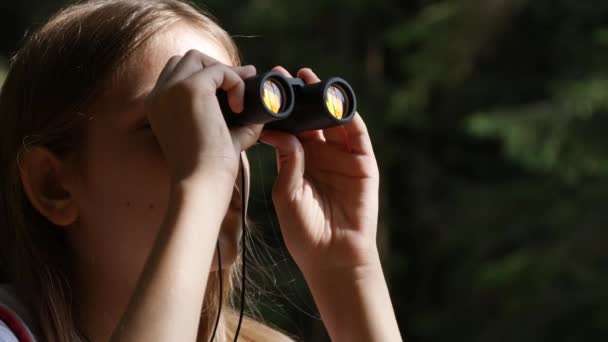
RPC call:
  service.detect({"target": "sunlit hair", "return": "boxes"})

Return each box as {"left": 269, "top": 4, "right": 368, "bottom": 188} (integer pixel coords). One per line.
{"left": 0, "top": 0, "right": 291, "bottom": 340}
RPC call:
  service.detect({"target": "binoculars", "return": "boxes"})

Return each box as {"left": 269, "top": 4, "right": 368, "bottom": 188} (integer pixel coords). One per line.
{"left": 217, "top": 71, "right": 357, "bottom": 133}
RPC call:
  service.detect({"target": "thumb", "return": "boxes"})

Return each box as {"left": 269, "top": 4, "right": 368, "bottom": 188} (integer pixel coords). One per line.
{"left": 258, "top": 130, "right": 305, "bottom": 199}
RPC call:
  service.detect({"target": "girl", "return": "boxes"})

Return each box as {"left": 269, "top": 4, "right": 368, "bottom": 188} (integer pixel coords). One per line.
{"left": 0, "top": 0, "right": 402, "bottom": 341}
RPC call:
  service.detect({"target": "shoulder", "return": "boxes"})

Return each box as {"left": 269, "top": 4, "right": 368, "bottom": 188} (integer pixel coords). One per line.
{"left": 0, "top": 285, "right": 37, "bottom": 342}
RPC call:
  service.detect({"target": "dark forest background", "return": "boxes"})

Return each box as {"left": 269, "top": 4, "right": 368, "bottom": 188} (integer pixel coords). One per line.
{"left": 1, "top": 0, "right": 607, "bottom": 341}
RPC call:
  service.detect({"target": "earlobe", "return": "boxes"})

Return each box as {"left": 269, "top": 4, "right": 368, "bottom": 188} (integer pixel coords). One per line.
{"left": 18, "top": 145, "right": 79, "bottom": 227}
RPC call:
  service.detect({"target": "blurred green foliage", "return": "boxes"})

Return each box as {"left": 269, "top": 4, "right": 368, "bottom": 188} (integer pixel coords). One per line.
{"left": 1, "top": 0, "right": 608, "bottom": 341}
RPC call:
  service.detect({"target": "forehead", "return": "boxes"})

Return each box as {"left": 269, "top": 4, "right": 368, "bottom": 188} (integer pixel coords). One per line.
{"left": 143, "top": 21, "right": 233, "bottom": 72}
{"left": 98, "top": 22, "right": 233, "bottom": 115}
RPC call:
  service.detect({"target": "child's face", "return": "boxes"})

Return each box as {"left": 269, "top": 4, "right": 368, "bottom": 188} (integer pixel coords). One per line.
{"left": 65, "top": 22, "right": 247, "bottom": 291}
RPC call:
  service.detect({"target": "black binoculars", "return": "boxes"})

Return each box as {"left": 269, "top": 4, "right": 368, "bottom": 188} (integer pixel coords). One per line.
{"left": 217, "top": 71, "right": 357, "bottom": 134}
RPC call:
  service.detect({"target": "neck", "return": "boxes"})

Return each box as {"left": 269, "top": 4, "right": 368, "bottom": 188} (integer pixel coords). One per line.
{"left": 72, "top": 265, "right": 219, "bottom": 341}
{"left": 72, "top": 263, "right": 130, "bottom": 341}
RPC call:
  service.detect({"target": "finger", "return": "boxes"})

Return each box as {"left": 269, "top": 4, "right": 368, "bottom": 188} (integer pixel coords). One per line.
{"left": 320, "top": 125, "right": 348, "bottom": 148}
{"left": 258, "top": 130, "right": 305, "bottom": 199}
{"left": 271, "top": 65, "right": 293, "bottom": 78}
{"left": 297, "top": 129, "right": 325, "bottom": 142}
{"left": 303, "top": 140, "right": 379, "bottom": 178}
{"left": 341, "top": 112, "right": 375, "bottom": 156}
{"left": 186, "top": 63, "right": 246, "bottom": 113}
{"left": 232, "top": 64, "right": 257, "bottom": 81}
{"left": 165, "top": 49, "right": 222, "bottom": 87}
{"left": 296, "top": 67, "right": 320, "bottom": 84}
{"left": 156, "top": 55, "right": 182, "bottom": 87}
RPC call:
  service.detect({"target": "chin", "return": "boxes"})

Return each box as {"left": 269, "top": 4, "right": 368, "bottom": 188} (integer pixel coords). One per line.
{"left": 209, "top": 243, "right": 238, "bottom": 271}
{"left": 208, "top": 213, "right": 242, "bottom": 271}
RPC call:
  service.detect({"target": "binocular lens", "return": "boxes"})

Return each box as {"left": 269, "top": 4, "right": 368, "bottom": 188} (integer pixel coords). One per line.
{"left": 262, "top": 79, "right": 284, "bottom": 114}
{"left": 220, "top": 72, "right": 356, "bottom": 133}
{"left": 325, "top": 84, "right": 348, "bottom": 119}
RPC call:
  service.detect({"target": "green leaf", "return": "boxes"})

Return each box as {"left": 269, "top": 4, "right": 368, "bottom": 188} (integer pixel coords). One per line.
{"left": 557, "top": 78, "right": 608, "bottom": 119}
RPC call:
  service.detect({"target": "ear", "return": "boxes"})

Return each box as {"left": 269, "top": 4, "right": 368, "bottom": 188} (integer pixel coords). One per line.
{"left": 18, "top": 146, "right": 79, "bottom": 227}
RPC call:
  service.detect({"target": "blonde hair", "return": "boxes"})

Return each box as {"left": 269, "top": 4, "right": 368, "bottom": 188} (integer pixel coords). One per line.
{"left": 0, "top": 0, "right": 292, "bottom": 340}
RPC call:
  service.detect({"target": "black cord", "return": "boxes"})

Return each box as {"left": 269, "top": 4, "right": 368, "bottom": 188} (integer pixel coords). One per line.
{"left": 233, "top": 156, "right": 247, "bottom": 341}
{"left": 209, "top": 241, "right": 223, "bottom": 341}
{"left": 210, "top": 156, "right": 246, "bottom": 341}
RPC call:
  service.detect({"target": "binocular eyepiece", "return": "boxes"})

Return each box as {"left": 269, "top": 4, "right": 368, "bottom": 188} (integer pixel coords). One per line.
{"left": 218, "top": 71, "right": 357, "bottom": 133}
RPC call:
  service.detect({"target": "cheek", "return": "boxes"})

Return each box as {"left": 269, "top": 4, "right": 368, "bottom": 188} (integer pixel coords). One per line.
{"left": 84, "top": 128, "right": 169, "bottom": 221}
{"left": 72, "top": 126, "right": 171, "bottom": 278}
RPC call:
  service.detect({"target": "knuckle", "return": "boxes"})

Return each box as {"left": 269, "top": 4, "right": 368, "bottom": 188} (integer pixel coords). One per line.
{"left": 200, "top": 67, "right": 223, "bottom": 93}
{"left": 287, "top": 136, "right": 304, "bottom": 155}
{"left": 184, "top": 48, "right": 202, "bottom": 59}
{"left": 206, "top": 63, "right": 224, "bottom": 72}
{"left": 241, "top": 126, "right": 257, "bottom": 140}
{"left": 234, "top": 126, "right": 259, "bottom": 150}
{"left": 214, "top": 63, "right": 233, "bottom": 75}
{"left": 168, "top": 55, "right": 181, "bottom": 63}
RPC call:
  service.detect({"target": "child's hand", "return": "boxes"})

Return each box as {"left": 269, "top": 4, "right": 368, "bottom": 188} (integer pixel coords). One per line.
{"left": 260, "top": 67, "right": 380, "bottom": 276}
{"left": 145, "top": 49, "right": 263, "bottom": 186}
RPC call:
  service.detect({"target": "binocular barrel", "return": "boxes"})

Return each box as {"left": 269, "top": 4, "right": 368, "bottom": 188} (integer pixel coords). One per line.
{"left": 218, "top": 71, "right": 357, "bottom": 134}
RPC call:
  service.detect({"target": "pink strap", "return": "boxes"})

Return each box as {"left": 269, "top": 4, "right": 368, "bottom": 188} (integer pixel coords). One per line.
{"left": 0, "top": 304, "right": 33, "bottom": 342}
